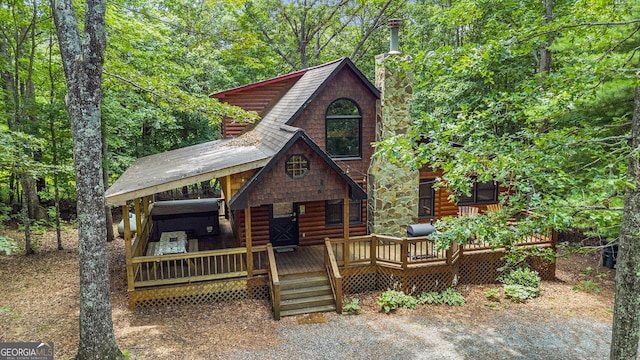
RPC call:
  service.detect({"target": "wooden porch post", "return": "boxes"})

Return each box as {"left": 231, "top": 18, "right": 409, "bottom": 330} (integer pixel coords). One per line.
{"left": 122, "top": 205, "right": 134, "bottom": 292}
{"left": 370, "top": 234, "right": 377, "bottom": 265}
{"left": 343, "top": 183, "right": 350, "bottom": 267}
{"left": 245, "top": 207, "right": 253, "bottom": 278}
{"left": 134, "top": 198, "right": 142, "bottom": 237}
{"left": 142, "top": 195, "right": 150, "bottom": 218}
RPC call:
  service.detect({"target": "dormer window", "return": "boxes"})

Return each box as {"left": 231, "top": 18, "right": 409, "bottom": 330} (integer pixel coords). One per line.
{"left": 326, "top": 99, "right": 362, "bottom": 159}
{"left": 285, "top": 154, "right": 309, "bottom": 178}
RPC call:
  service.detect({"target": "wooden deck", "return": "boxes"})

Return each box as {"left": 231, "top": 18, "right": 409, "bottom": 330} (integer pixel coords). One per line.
{"left": 274, "top": 245, "right": 325, "bottom": 276}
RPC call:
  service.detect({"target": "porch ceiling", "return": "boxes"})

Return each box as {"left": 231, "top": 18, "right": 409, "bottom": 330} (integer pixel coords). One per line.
{"left": 105, "top": 138, "right": 274, "bottom": 206}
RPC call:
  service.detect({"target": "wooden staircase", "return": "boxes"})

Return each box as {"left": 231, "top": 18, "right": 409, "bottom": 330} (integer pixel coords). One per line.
{"left": 279, "top": 272, "right": 336, "bottom": 318}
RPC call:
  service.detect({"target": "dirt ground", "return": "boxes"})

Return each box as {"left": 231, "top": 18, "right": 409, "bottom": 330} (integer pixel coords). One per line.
{"left": 0, "top": 225, "right": 617, "bottom": 359}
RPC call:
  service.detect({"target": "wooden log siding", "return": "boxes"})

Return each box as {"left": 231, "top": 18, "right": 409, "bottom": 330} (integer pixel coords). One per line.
{"left": 228, "top": 170, "right": 257, "bottom": 200}
{"left": 297, "top": 200, "right": 367, "bottom": 246}
{"left": 218, "top": 76, "right": 300, "bottom": 138}
{"left": 236, "top": 205, "right": 271, "bottom": 247}
{"left": 418, "top": 169, "right": 510, "bottom": 222}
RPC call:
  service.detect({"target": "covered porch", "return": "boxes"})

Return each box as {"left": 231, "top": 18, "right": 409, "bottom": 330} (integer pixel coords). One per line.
{"left": 120, "top": 195, "right": 555, "bottom": 320}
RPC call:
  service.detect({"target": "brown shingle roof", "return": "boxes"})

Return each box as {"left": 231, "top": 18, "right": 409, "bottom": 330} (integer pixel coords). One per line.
{"left": 105, "top": 58, "right": 378, "bottom": 206}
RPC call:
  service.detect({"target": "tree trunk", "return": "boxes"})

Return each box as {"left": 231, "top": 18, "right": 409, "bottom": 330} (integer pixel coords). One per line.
{"left": 48, "top": 31, "right": 63, "bottom": 250}
{"left": 102, "top": 121, "right": 114, "bottom": 242}
{"left": 50, "top": 0, "right": 122, "bottom": 358}
{"left": 21, "top": 175, "right": 34, "bottom": 255}
{"left": 22, "top": 175, "right": 47, "bottom": 220}
{"left": 610, "top": 85, "right": 640, "bottom": 360}
{"left": 539, "top": 0, "right": 553, "bottom": 81}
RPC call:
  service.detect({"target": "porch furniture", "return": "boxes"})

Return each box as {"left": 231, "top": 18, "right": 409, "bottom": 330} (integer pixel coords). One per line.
{"left": 486, "top": 204, "right": 503, "bottom": 212}
{"left": 458, "top": 206, "right": 479, "bottom": 217}
{"left": 155, "top": 231, "right": 188, "bottom": 256}
{"left": 188, "top": 239, "right": 199, "bottom": 252}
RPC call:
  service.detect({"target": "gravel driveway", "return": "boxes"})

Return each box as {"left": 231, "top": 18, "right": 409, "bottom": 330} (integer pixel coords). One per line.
{"left": 222, "top": 311, "right": 611, "bottom": 360}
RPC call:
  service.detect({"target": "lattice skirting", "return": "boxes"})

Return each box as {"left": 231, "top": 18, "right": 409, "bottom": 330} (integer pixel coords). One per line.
{"left": 129, "top": 276, "right": 269, "bottom": 308}
{"left": 341, "top": 253, "right": 555, "bottom": 295}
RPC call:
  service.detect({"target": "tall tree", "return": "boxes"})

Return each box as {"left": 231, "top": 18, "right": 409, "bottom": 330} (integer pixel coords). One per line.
{"left": 241, "top": 0, "right": 399, "bottom": 71}
{"left": 384, "top": 1, "right": 638, "bottom": 357}
{"left": 0, "top": 0, "right": 49, "bottom": 254}
{"left": 611, "top": 82, "right": 640, "bottom": 360}
{"left": 49, "top": 0, "right": 122, "bottom": 358}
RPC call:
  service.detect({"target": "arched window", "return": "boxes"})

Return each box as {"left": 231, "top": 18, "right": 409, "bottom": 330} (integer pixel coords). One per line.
{"left": 325, "top": 99, "right": 362, "bottom": 159}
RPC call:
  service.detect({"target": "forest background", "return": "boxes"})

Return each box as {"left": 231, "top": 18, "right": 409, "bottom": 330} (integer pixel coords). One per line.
{"left": 0, "top": 0, "right": 639, "bottom": 358}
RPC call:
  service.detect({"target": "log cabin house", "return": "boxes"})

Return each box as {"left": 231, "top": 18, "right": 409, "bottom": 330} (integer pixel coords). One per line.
{"left": 105, "top": 22, "right": 555, "bottom": 318}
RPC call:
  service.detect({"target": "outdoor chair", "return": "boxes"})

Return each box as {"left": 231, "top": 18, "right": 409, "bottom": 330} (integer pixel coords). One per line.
{"left": 458, "top": 206, "right": 479, "bottom": 217}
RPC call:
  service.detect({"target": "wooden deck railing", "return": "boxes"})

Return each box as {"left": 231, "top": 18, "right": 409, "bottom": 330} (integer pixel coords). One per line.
{"left": 327, "top": 230, "right": 552, "bottom": 271}
{"left": 327, "top": 234, "right": 449, "bottom": 269}
{"left": 266, "top": 244, "right": 281, "bottom": 320}
{"left": 324, "top": 239, "right": 343, "bottom": 314}
{"left": 132, "top": 214, "right": 152, "bottom": 258}
{"left": 131, "top": 245, "right": 268, "bottom": 288}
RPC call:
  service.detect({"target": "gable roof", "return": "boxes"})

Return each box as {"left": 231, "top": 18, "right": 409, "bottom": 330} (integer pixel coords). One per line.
{"left": 259, "top": 57, "right": 379, "bottom": 129}
{"left": 209, "top": 71, "right": 306, "bottom": 99}
{"left": 229, "top": 130, "right": 367, "bottom": 210}
{"left": 105, "top": 58, "right": 377, "bottom": 206}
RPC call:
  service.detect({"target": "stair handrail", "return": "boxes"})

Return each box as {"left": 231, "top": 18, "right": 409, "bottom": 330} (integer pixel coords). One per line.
{"left": 325, "top": 239, "right": 343, "bottom": 314}
{"left": 266, "top": 243, "right": 281, "bottom": 320}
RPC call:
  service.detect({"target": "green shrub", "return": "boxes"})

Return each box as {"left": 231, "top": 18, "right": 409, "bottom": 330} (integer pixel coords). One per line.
{"left": 0, "top": 235, "right": 18, "bottom": 255}
{"left": 485, "top": 287, "right": 501, "bottom": 301}
{"left": 416, "top": 288, "right": 465, "bottom": 306}
{"left": 440, "top": 288, "right": 465, "bottom": 306}
{"left": 416, "top": 291, "right": 441, "bottom": 305}
{"left": 573, "top": 280, "right": 601, "bottom": 294}
{"left": 500, "top": 267, "right": 540, "bottom": 302}
{"left": 377, "top": 289, "right": 416, "bottom": 313}
{"left": 342, "top": 298, "right": 361, "bottom": 314}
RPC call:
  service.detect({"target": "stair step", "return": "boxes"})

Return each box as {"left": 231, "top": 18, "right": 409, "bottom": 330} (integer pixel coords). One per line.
{"left": 280, "top": 276, "right": 330, "bottom": 290}
{"left": 281, "top": 285, "right": 332, "bottom": 300}
{"left": 281, "top": 294, "right": 335, "bottom": 311}
{"left": 280, "top": 304, "right": 337, "bottom": 318}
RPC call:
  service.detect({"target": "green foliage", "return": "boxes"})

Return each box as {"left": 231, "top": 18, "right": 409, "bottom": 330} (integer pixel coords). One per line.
{"left": 416, "top": 291, "right": 441, "bottom": 305}
{"left": 377, "top": 0, "right": 639, "bottom": 268}
{"left": 500, "top": 267, "right": 540, "bottom": 302}
{"left": 377, "top": 289, "right": 417, "bottom": 313}
{"left": 485, "top": 287, "right": 501, "bottom": 302}
{"left": 440, "top": 288, "right": 466, "bottom": 306}
{"left": 0, "top": 204, "right": 18, "bottom": 255}
{"left": 573, "top": 280, "right": 602, "bottom": 294}
{"left": 378, "top": 288, "right": 466, "bottom": 312}
{"left": 0, "top": 306, "right": 13, "bottom": 314}
{"left": 572, "top": 267, "right": 606, "bottom": 294}
{"left": 342, "top": 298, "right": 361, "bottom": 315}
{"left": 0, "top": 236, "right": 18, "bottom": 255}
{"left": 416, "top": 289, "right": 466, "bottom": 306}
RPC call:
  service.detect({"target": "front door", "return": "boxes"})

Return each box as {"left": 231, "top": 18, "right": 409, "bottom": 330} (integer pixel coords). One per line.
{"left": 270, "top": 202, "right": 299, "bottom": 247}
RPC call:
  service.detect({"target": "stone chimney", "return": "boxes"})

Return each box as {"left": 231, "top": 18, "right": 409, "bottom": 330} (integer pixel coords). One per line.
{"left": 367, "top": 19, "right": 419, "bottom": 237}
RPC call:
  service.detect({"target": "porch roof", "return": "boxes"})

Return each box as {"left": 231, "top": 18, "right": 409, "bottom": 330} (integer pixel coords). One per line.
{"left": 105, "top": 138, "right": 273, "bottom": 206}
